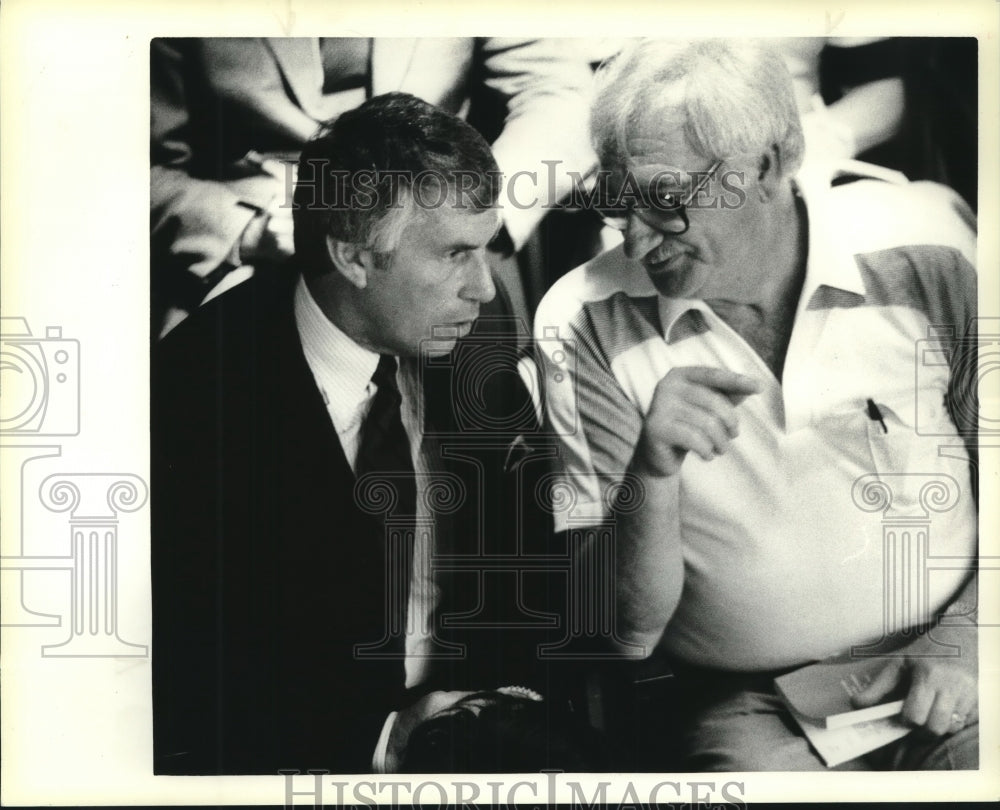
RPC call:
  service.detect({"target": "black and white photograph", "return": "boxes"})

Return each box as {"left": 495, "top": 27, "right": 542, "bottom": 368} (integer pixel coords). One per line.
{"left": 2, "top": 1, "right": 998, "bottom": 806}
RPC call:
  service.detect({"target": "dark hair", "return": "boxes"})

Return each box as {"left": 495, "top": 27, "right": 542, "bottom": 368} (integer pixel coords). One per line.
{"left": 293, "top": 92, "right": 501, "bottom": 273}
{"left": 399, "top": 692, "right": 616, "bottom": 773}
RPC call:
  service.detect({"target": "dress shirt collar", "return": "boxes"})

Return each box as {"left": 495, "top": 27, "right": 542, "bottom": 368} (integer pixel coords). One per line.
{"left": 293, "top": 274, "right": 381, "bottom": 433}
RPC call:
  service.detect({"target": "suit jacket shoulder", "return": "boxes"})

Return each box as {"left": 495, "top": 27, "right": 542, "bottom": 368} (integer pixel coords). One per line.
{"left": 152, "top": 272, "right": 405, "bottom": 774}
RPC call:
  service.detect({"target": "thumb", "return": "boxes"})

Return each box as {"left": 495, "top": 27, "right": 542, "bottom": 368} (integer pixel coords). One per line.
{"left": 852, "top": 661, "right": 904, "bottom": 708}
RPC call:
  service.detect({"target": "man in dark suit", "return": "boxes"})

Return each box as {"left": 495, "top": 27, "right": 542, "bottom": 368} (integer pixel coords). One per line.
{"left": 151, "top": 92, "right": 547, "bottom": 775}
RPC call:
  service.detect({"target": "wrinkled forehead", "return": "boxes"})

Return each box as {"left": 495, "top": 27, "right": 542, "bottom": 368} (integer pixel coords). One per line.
{"left": 416, "top": 194, "right": 501, "bottom": 228}
{"left": 604, "top": 106, "right": 703, "bottom": 175}
{"left": 604, "top": 125, "right": 711, "bottom": 192}
{"left": 405, "top": 195, "right": 501, "bottom": 246}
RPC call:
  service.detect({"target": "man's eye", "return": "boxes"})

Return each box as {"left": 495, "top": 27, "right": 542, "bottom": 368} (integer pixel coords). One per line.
{"left": 449, "top": 250, "right": 469, "bottom": 260}
{"left": 654, "top": 187, "right": 682, "bottom": 209}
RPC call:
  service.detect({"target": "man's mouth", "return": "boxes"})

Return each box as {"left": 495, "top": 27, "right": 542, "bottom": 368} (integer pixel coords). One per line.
{"left": 644, "top": 250, "right": 687, "bottom": 274}
{"left": 433, "top": 319, "right": 476, "bottom": 340}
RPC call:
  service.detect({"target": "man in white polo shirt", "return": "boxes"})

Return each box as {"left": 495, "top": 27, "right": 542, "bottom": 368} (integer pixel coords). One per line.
{"left": 534, "top": 38, "right": 979, "bottom": 770}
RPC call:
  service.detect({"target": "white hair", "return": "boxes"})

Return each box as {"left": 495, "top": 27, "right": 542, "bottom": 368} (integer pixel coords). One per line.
{"left": 592, "top": 39, "right": 805, "bottom": 176}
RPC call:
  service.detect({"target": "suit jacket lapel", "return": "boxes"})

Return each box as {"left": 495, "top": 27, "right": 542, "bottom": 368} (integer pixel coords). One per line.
{"left": 271, "top": 287, "right": 409, "bottom": 669}
{"left": 269, "top": 276, "right": 355, "bottom": 492}
{"left": 264, "top": 38, "right": 326, "bottom": 121}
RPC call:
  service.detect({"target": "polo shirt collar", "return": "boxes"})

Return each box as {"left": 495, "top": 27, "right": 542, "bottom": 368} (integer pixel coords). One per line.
{"left": 794, "top": 172, "right": 867, "bottom": 303}
{"left": 659, "top": 298, "right": 713, "bottom": 344}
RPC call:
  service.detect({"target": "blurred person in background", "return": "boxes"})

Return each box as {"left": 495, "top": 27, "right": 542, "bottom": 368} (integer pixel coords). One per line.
{"left": 151, "top": 37, "right": 597, "bottom": 337}
{"left": 774, "top": 37, "right": 977, "bottom": 210}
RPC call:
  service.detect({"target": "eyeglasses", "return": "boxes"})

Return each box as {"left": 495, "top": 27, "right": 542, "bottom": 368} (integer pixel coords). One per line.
{"left": 595, "top": 160, "right": 724, "bottom": 235}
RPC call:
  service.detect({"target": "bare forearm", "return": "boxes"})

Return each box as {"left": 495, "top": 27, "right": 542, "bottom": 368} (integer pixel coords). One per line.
{"left": 612, "top": 456, "right": 685, "bottom": 653}
{"left": 607, "top": 366, "right": 760, "bottom": 654}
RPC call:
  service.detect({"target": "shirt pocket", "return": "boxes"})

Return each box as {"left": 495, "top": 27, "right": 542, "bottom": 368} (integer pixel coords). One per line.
{"left": 863, "top": 395, "right": 942, "bottom": 509}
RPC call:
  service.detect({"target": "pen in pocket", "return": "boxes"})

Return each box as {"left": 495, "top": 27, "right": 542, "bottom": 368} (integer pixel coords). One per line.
{"left": 866, "top": 398, "right": 888, "bottom": 433}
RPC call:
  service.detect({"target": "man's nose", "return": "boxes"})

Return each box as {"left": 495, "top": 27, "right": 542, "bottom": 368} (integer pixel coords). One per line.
{"left": 464, "top": 250, "right": 496, "bottom": 304}
{"left": 622, "top": 212, "right": 665, "bottom": 261}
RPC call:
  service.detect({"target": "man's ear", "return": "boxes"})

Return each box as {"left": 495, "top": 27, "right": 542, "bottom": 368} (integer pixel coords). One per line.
{"left": 326, "top": 234, "right": 371, "bottom": 289}
{"left": 756, "top": 144, "right": 784, "bottom": 201}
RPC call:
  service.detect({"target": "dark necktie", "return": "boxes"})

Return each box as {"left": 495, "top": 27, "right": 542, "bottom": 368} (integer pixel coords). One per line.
{"left": 354, "top": 355, "right": 415, "bottom": 656}
{"left": 356, "top": 355, "right": 417, "bottom": 515}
